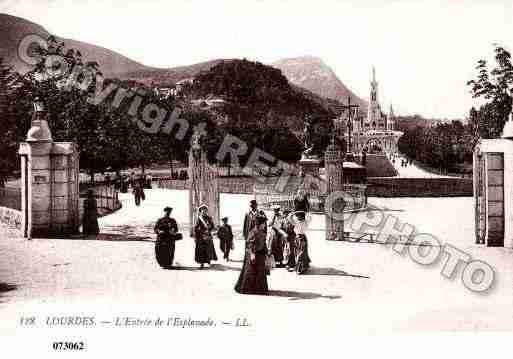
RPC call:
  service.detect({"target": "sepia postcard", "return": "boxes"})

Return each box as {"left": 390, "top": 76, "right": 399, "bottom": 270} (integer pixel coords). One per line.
{"left": 0, "top": 0, "right": 512, "bottom": 357}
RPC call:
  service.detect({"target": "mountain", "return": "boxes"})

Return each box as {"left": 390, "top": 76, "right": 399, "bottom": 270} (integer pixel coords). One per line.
{"left": 0, "top": 13, "right": 151, "bottom": 76}
{"left": 120, "top": 59, "right": 227, "bottom": 86}
{"left": 188, "top": 59, "right": 335, "bottom": 127}
{"left": 272, "top": 56, "right": 367, "bottom": 113}
{"left": 185, "top": 58, "right": 337, "bottom": 161}
{"left": 0, "top": 13, "right": 364, "bottom": 115}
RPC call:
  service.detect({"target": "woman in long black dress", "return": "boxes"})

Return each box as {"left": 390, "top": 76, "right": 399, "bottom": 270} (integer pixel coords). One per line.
{"left": 194, "top": 204, "right": 218, "bottom": 269}
{"left": 82, "top": 189, "right": 99, "bottom": 238}
{"left": 282, "top": 210, "right": 297, "bottom": 271}
{"left": 268, "top": 206, "right": 285, "bottom": 267}
{"left": 288, "top": 211, "right": 311, "bottom": 274}
{"left": 234, "top": 215, "right": 269, "bottom": 295}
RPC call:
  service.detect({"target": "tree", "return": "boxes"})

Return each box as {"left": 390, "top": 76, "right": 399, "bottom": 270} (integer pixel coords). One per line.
{"left": 467, "top": 45, "right": 513, "bottom": 139}
{"left": 0, "top": 58, "right": 21, "bottom": 186}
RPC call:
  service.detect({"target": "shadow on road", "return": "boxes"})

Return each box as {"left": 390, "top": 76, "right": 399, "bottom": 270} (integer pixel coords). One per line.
{"left": 0, "top": 282, "right": 17, "bottom": 303}
{"left": 163, "top": 263, "right": 241, "bottom": 272}
{"left": 81, "top": 233, "right": 155, "bottom": 242}
{"left": 305, "top": 266, "right": 369, "bottom": 279}
{"left": 161, "top": 266, "right": 199, "bottom": 271}
{"left": 208, "top": 263, "right": 241, "bottom": 272}
{"left": 268, "top": 289, "right": 341, "bottom": 301}
{"left": 98, "top": 233, "right": 154, "bottom": 242}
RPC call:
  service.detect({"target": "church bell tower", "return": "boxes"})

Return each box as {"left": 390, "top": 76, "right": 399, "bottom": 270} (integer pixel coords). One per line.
{"left": 368, "top": 67, "right": 380, "bottom": 130}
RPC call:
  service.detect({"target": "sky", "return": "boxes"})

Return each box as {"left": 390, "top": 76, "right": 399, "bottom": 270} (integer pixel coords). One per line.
{"left": 1, "top": 0, "right": 512, "bottom": 119}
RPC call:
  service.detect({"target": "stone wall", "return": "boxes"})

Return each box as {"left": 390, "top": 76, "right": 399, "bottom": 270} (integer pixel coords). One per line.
{"left": 367, "top": 177, "right": 473, "bottom": 197}
{"left": 156, "top": 177, "right": 255, "bottom": 194}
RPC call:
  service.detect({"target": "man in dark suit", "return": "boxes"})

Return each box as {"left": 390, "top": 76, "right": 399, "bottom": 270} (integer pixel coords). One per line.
{"left": 218, "top": 217, "right": 234, "bottom": 261}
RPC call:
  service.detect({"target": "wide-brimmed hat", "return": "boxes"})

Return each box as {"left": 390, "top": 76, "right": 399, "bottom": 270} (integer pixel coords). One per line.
{"left": 272, "top": 205, "right": 281, "bottom": 211}
{"left": 198, "top": 204, "right": 209, "bottom": 211}
{"left": 256, "top": 215, "right": 267, "bottom": 225}
{"left": 250, "top": 199, "right": 257, "bottom": 206}
{"left": 221, "top": 216, "right": 229, "bottom": 221}
{"left": 163, "top": 206, "right": 173, "bottom": 212}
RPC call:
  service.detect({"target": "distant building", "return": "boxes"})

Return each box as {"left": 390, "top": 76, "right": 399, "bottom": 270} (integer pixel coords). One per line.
{"left": 153, "top": 78, "right": 194, "bottom": 98}
{"left": 339, "top": 68, "right": 403, "bottom": 154}
{"left": 175, "top": 78, "right": 194, "bottom": 93}
{"left": 154, "top": 86, "right": 174, "bottom": 99}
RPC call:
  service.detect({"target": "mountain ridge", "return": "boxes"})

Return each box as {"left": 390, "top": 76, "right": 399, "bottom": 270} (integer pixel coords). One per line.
{"left": 0, "top": 13, "right": 155, "bottom": 77}
{"left": 0, "top": 13, "right": 366, "bottom": 114}
{"left": 272, "top": 55, "right": 368, "bottom": 113}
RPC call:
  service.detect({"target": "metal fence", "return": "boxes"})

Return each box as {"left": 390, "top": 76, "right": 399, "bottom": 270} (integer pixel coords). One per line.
{"left": 79, "top": 185, "right": 121, "bottom": 218}
{"left": 156, "top": 178, "right": 190, "bottom": 190}
{"left": 0, "top": 187, "right": 22, "bottom": 211}
{"left": 255, "top": 183, "right": 368, "bottom": 213}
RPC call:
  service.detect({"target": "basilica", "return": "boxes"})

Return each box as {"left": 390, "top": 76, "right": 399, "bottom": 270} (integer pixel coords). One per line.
{"left": 341, "top": 68, "right": 403, "bottom": 154}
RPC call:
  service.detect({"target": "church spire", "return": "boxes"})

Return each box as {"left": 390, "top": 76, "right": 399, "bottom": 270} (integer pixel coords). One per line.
{"left": 372, "top": 66, "right": 376, "bottom": 83}
{"left": 388, "top": 103, "right": 395, "bottom": 131}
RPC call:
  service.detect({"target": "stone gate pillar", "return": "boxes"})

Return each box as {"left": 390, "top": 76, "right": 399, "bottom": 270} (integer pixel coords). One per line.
{"left": 473, "top": 105, "right": 513, "bottom": 248}
{"left": 324, "top": 140, "right": 345, "bottom": 241}
{"left": 18, "top": 103, "right": 80, "bottom": 238}
{"left": 188, "top": 134, "right": 219, "bottom": 237}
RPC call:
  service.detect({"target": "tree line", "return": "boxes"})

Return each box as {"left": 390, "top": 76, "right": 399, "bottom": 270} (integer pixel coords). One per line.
{"left": 0, "top": 38, "right": 342, "bottom": 186}
{"left": 0, "top": 36, "right": 218, "bottom": 185}
{"left": 397, "top": 119, "right": 474, "bottom": 173}
{"left": 398, "top": 44, "right": 512, "bottom": 174}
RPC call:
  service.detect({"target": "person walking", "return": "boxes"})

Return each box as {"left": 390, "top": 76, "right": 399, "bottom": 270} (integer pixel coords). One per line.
{"left": 154, "top": 207, "right": 180, "bottom": 269}
{"left": 243, "top": 199, "right": 260, "bottom": 242}
{"left": 234, "top": 214, "right": 269, "bottom": 295}
{"left": 120, "top": 175, "right": 129, "bottom": 193}
{"left": 194, "top": 204, "right": 218, "bottom": 269}
{"left": 133, "top": 183, "right": 144, "bottom": 206}
{"left": 129, "top": 172, "right": 136, "bottom": 188}
{"left": 82, "top": 189, "right": 99, "bottom": 239}
{"left": 268, "top": 205, "right": 285, "bottom": 267}
{"left": 287, "top": 211, "right": 311, "bottom": 274}
{"left": 294, "top": 189, "right": 310, "bottom": 213}
{"left": 218, "top": 216, "right": 234, "bottom": 261}
{"left": 282, "top": 209, "right": 297, "bottom": 271}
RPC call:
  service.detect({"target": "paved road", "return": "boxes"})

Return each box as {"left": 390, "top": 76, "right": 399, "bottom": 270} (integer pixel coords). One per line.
{"left": 391, "top": 154, "right": 453, "bottom": 178}
{"left": 1, "top": 190, "right": 512, "bottom": 335}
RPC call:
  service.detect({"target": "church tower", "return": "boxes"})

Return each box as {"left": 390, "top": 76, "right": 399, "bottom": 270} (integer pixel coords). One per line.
{"left": 367, "top": 67, "right": 381, "bottom": 130}
{"left": 388, "top": 104, "right": 395, "bottom": 130}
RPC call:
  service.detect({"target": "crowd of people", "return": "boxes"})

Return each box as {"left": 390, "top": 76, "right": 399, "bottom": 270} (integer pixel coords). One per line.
{"left": 154, "top": 190, "right": 313, "bottom": 296}
{"left": 389, "top": 153, "right": 413, "bottom": 168}
{"left": 399, "top": 158, "right": 413, "bottom": 167}
{"left": 169, "top": 170, "right": 188, "bottom": 180}
{"left": 108, "top": 172, "right": 153, "bottom": 207}
{"left": 111, "top": 172, "right": 153, "bottom": 193}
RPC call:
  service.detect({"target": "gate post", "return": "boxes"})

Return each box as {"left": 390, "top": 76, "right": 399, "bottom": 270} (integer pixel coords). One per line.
{"left": 18, "top": 102, "right": 80, "bottom": 238}
{"left": 473, "top": 104, "right": 513, "bottom": 248}
{"left": 188, "top": 129, "right": 219, "bottom": 237}
{"left": 324, "top": 139, "right": 345, "bottom": 240}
